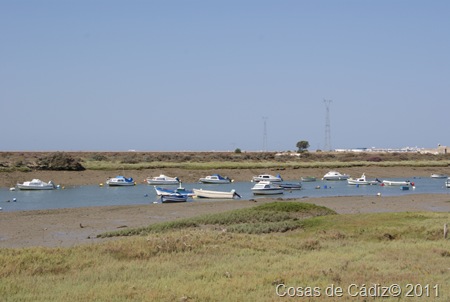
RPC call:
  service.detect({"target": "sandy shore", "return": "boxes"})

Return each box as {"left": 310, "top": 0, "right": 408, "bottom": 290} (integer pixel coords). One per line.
{"left": 1, "top": 167, "right": 449, "bottom": 249}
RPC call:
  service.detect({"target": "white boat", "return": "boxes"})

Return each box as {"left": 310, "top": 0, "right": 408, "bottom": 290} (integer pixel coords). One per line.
{"left": 445, "top": 177, "right": 450, "bottom": 188}
{"left": 106, "top": 176, "right": 135, "bottom": 186}
{"left": 382, "top": 180, "right": 411, "bottom": 186}
{"left": 252, "top": 174, "right": 283, "bottom": 182}
{"left": 431, "top": 173, "right": 448, "bottom": 179}
{"left": 161, "top": 193, "right": 188, "bottom": 203}
{"left": 17, "top": 179, "right": 56, "bottom": 190}
{"left": 146, "top": 174, "right": 180, "bottom": 185}
{"left": 251, "top": 181, "right": 284, "bottom": 195}
{"left": 154, "top": 183, "right": 194, "bottom": 197}
{"left": 322, "top": 171, "right": 350, "bottom": 181}
{"left": 347, "top": 173, "right": 380, "bottom": 185}
{"left": 198, "top": 174, "right": 232, "bottom": 184}
{"left": 193, "top": 188, "right": 241, "bottom": 199}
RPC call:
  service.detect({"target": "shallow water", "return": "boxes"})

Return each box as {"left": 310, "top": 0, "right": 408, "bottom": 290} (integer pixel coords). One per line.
{"left": 1, "top": 177, "right": 449, "bottom": 212}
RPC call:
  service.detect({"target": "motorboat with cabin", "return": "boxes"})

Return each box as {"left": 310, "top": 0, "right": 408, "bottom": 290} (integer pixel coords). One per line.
{"left": 16, "top": 179, "right": 56, "bottom": 190}
{"left": 347, "top": 173, "right": 380, "bottom": 185}
{"left": 198, "top": 174, "right": 232, "bottom": 184}
{"left": 106, "top": 176, "right": 135, "bottom": 186}
{"left": 322, "top": 171, "right": 350, "bottom": 181}
{"left": 251, "top": 181, "right": 284, "bottom": 195}
{"left": 146, "top": 174, "right": 180, "bottom": 185}
{"left": 252, "top": 174, "right": 283, "bottom": 182}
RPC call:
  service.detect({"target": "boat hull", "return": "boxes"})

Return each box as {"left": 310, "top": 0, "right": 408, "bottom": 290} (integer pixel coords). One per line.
{"left": 193, "top": 189, "right": 239, "bottom": 199}
{"left": 198, "top": 179, "right": 231, "bottom": 184}
{"left": 251, "top": 188, "right": 284, "bottom": 195}
{"left": 147, "top": 180, "right": 179, "bottom": 185}
{"left": 17, "top": 184, "right": 55, "bottom": 190}
{"left": 382, "top": 180, "right": 410, "bottom": 186}
{"left": 161, "top": 194, "right": 188, "bottom": 203}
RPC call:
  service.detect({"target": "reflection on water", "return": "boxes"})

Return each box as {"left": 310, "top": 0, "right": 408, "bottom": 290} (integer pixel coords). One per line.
{"left": 1, "top": 177, "right": 449, "bottom": 212}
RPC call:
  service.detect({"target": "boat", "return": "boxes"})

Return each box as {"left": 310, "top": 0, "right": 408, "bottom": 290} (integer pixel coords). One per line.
{"left": 160, "top": 192, "right": 188, "bottom": 203}
{"left": 198, "top": 174, "right": 232, "bottom": 184}
{"left": 431, "top": 173, "right": 448, "bottom": 179}
{"left": 278, "top": 182, "right": 302, "bottom": 190}
{"left": 106, "top": 176, "right": 135, "bottom": 186}
{"left": 301, "top": 176, "right": 317, "bottom": 182}
{"left": 347, "top": 173, "right": 380, "bottom": 185}
{"left": 382, "top": 180, "right": 412, "bottom": 186}
{"left": 252, "top": 174, "right": 283, "bottom": 182}
{"left": 322, "top": 171, "right": 350, "bottom": 181}
{"left": 17, "top": 179, "right": 56, "bottom": 190}
{"left": 193, "top": 188, "right": 241, "bottom": 199}
{"left": 251, "top": 181, "right": 284, "bottom": 195}
{"left": 146, "top": 174, "right": 180, "bottom": 185}
{"left": 445, "top": 177, "right": 450, "bottom": 188}
{"left": 154, "top": 183, "right": 194, "bottom": 197}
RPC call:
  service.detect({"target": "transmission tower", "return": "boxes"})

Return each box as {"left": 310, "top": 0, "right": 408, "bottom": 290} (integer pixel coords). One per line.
{"left": 323, "top": 100, "right": 332, "bottom": 151}
{"left": 262, "top": 117, "right": 268, "bottom": 151}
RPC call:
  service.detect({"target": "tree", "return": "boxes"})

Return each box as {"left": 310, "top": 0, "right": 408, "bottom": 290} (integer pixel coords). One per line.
{"left": 296, "top": 140, "right": 310, "bottom": 153}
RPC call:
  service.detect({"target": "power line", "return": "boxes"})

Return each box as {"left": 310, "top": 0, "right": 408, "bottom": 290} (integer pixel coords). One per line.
{"left": 324, "top": 99, "right": 332, "bottom": 151}
{"left": 262, "top": 117, "right": 268, "bottom": 151}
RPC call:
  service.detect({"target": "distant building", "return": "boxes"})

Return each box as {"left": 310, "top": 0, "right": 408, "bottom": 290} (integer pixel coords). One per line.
{"left": 333, "top": 145, "right": 448, "bottom": 155}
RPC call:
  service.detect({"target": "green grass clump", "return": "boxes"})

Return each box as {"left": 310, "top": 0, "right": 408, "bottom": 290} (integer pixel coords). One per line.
{"left": 98, "top": 202, "right": 336, "bottom": 238}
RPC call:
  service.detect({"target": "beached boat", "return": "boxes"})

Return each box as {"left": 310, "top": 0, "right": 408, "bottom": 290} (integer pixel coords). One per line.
{"left": 146, "top": 174, "right": 180, "bottom": 185}
{"left": 154, "top": 183, "right": 194, "bottom": 197}
{"left": 347, "top": 173, "right": 380, "bottom": 185}
{"left": 431, "top": 173, "right": 448, "bottom": 179}
{"left": 301, "top": 176, "right": 317, "bottom": 182}
{"left": 251, "top": 181, "right": 284, "bottom": 195}
{"left": 193, "top": 188, "right": 241, "bottom": 199}
{"left": 322, "top": 171, "right": 350, "bottom": 181}
{"left": 252, "top": 174, "right": 283, "bottom": 182}
{"left": 160, "top": 192, "right": 188, "bottom": 203}
{"left": 382, "top": 180, "right": 411, "bottom": 186}
{"left": 17, "top": 179, "right": 56, "bottom": 190}
{"left": 106, "top": 176, "right": 135, "bottom": 186}
{"left": 198, "top": 174, "right": 232, "bottom": 184}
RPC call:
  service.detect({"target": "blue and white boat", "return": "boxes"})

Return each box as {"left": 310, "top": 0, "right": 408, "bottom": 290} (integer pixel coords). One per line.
{"left": 106, "top": 176, "right": 135, "bottom": 186}
{"left": 198, "top": 174, "right": 232, "bottom": 184}
{"left": 154, "top": 184, "right": 194, "bottom": 197}
{"left": 252, "top": 174, "right": 283, "bottom": 182}
{"left": 161, "top": 192, "right": 188, "bottom": 203}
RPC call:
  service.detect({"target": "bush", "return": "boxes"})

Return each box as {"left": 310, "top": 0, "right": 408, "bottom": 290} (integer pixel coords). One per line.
{"left": 37, "top": 152, "right": 85, "bottom": 171}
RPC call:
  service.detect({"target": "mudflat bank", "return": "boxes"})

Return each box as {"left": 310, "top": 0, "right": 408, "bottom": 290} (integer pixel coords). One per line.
{"left": 1, "top": 194, "right": 449, "bottom": 249}
{"left": 1, "top": 166, "right": 448, "bottom": 188}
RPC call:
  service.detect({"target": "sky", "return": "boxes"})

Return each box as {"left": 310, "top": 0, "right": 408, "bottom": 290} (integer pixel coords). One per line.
{"left": 1, "top": 1, "right": 449, "bottom": 152}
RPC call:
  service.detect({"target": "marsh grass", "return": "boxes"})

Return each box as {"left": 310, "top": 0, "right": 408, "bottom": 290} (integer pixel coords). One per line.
{"left": 98, "top": 202, "right": 336, "bottom": 237}
{"left": 1, "top": 207, "right": 449, "bottom": 301}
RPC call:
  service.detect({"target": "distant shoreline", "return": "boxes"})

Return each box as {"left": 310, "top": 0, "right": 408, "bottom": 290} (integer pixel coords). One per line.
{"left": 1, "top": 165, "right": 449, "bottom": 188}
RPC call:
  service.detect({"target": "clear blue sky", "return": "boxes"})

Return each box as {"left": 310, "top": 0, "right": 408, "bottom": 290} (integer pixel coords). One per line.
{"left": 1, "top": 1, "right": 449, "bottom": 152}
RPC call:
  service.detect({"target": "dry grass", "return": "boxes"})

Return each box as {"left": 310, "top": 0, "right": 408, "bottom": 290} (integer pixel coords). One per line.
{"left": 1, "top": 151, "right": 450, "bottom": 172}
{"left": 0, "top": 204, "right": 449, "bottom": 301}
